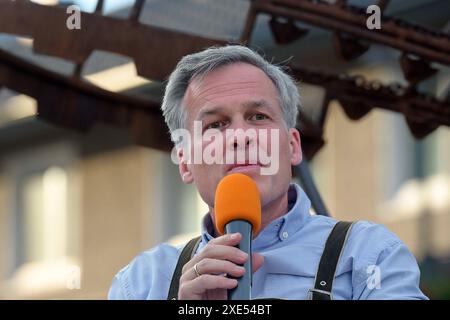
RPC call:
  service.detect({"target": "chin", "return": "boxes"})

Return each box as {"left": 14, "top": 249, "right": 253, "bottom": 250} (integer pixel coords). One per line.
{"left": 251, "top": 175, "right": 273, "bottom": 195}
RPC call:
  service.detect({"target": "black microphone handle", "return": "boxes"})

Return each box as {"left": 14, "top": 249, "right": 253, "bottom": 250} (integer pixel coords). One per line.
{"left": 225, "top": 220, "right": 253, "bottom": 300}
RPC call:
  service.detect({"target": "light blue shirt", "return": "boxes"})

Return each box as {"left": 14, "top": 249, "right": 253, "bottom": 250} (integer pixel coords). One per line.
{"left": 108, "top": 184, "right": 428, "bottom": 300}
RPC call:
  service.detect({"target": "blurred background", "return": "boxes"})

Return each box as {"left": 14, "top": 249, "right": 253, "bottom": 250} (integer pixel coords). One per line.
{"left": 0, "top": 0, "right": 449, "bottom": 299}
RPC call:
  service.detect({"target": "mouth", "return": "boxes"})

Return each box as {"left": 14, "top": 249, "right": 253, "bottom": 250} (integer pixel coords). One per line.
{"left": 226, "top": 162, "right": 262, "bottom": 174}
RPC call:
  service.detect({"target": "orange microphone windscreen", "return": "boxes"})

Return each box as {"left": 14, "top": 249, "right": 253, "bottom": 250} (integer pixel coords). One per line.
{"left": 214, "top": 173, "right": 261, "bottom": 235}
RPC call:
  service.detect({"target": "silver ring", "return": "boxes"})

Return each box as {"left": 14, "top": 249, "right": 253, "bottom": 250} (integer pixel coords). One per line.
{"left": 193, "top": 263, "right": 201, "bottom": 278}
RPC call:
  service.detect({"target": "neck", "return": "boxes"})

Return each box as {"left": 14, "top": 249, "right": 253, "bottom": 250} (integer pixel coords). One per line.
{"left": 259, "top": 191, "right": 289, "bottom": 233}
{"left": 209, "top": 188, "right": 289, "bottom": 238}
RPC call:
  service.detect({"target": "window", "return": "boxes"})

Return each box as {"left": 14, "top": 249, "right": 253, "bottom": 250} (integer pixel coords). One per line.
{"left": 1, "top": 142, "right": 80, "bottom": 297}
{"left": 21, "top": 166, "right": 69, "bottom": 264}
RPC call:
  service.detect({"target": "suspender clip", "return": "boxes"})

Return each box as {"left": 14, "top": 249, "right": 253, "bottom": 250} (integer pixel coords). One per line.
{"left": 308, "top": 288, "right": 333, "bottom": 300}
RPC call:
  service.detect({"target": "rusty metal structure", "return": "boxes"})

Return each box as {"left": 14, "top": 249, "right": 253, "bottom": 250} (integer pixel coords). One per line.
{"left": 0, "top": 0, "right": 449, "bottom": 160}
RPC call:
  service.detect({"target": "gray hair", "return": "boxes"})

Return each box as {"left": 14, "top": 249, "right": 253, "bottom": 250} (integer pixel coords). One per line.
{"left": 161, "top": 45, "right": 300, "bottom": 142}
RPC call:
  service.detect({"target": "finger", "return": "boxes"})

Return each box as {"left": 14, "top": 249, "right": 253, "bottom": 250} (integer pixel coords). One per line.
{"left": 181, "top": 258, "right": 245, "bottom": 282}
{"left": 251, "top": 252, "right": 264, "bottom": 273}
{"left": 180, "top": 274, "right": 237, "bottom": 299}
{"left": 183, "top": 243, "right": 248, "bottom": 273}
{"left": 208, "top": 232, "right": 242, "bottom": 246}
{"left": 182, "top": 233, "right": 241, "bottom": 274}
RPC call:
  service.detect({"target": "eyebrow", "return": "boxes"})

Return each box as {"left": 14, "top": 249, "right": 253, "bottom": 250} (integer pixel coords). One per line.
{"left": 195, "top": 100, "right": 273, "bottom": 121}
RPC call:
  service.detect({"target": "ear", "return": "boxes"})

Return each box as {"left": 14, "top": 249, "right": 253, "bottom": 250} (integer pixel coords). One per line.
{"left": 177, "top": 147, "right": 194, "bottom": 184}
{"left": 289, "top": 128, "right": 302, "bottom": 166}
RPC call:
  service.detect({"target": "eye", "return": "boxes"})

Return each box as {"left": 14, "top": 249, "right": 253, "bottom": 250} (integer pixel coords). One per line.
{"left": 206, "top": 120, "right": 227, "bottom": 130}
{"left": 250, "top": 113, "right": 268, "bottom": 121}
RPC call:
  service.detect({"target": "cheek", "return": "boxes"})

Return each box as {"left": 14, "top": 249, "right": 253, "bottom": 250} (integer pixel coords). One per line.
{"left": 191, "top": 165, "right": 223, "bottom": 205}
{"left": 190, "top": 162, "right": 224, "bottom": 189}
{"left": 263, "top": 129, "right": 290, "bottom": 157}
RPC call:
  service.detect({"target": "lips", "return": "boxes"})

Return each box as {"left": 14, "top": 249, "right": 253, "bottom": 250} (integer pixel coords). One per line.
{"left": 226, "top": 162, "right": 263, "bottom": 174}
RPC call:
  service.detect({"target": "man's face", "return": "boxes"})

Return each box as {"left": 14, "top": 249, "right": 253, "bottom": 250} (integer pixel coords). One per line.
{"left": 178, "top": 62, "right": 302, "bottom": 210}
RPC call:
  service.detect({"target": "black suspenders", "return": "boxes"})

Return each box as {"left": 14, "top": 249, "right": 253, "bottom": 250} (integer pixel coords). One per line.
{"left": 167, "top": 236, "right": 201, "bottom": 300}
{"left": 167, "top": 221, "right": 354, "bottom": 300}
{"left": 309, "top": 221, "right": 354, "bottom": 300}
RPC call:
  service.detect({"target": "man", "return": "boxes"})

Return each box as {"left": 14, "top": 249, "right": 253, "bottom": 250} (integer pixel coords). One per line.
{"left": 108, "top": 45, "right": 427, "bottom": 300}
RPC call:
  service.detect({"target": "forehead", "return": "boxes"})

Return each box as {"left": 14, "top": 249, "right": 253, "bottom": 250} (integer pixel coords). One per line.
{"left": 182, "top": 62, "right": 280, "bottom": 119}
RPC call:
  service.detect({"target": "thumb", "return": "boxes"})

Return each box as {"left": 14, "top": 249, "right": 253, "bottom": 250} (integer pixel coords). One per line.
{"left": 251, "top": 252, "right": 264, "bottom": 273}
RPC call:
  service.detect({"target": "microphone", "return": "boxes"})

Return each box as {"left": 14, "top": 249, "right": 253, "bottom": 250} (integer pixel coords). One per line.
{"left": 214, "top": 173, "right": 261, "bottom": 300}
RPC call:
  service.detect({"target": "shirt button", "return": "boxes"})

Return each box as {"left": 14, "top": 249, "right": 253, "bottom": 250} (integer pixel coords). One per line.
{"left": 282, "top": 231, "right": 289, "bottom": 239}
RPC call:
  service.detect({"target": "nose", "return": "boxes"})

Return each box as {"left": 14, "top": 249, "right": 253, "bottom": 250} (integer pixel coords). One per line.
{"left": 232, "top": 138, "right": 250, "bottom": 149}
{"left": 226, "top": 119, "right": 255, "bottom": 151}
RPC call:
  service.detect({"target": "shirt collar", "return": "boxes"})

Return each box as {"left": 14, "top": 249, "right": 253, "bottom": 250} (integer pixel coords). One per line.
{"left": 200, "top": 183, "right": 312, "bottom": 250}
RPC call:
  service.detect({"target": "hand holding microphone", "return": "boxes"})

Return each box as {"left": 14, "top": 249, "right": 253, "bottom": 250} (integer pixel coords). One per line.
{"left": 214, "top": 173, "right": 262, "bottom": 300}
{"left": 178, "top": 173, "right": 264, "bottom": 300}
